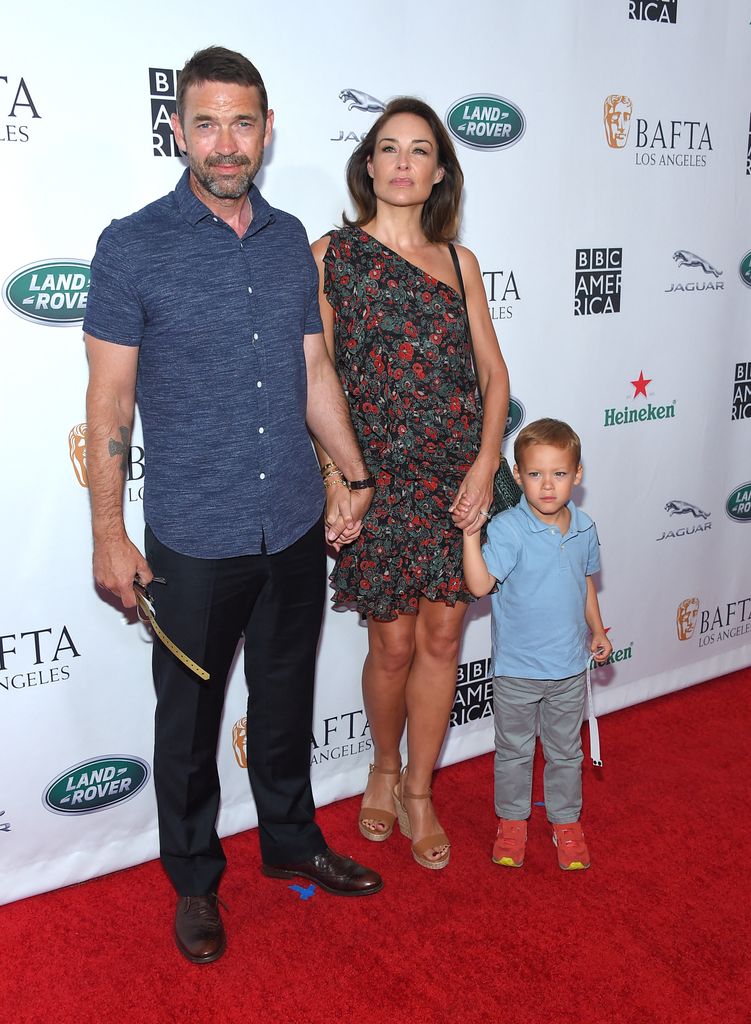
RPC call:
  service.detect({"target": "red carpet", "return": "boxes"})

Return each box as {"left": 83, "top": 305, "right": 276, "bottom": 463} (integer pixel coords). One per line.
{"left": 3, "top": 669, "right": 749, "bottom": 1024}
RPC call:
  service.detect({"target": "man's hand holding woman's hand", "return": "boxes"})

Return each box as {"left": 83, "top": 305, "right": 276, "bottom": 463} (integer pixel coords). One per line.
{"left": 324, "top": 486, "right": 373, "bottom": 551}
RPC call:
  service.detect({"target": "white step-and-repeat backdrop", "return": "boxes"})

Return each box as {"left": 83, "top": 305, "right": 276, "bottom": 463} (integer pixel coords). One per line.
{"left": 2, "top": 0, "right": 750, "bottom": 904}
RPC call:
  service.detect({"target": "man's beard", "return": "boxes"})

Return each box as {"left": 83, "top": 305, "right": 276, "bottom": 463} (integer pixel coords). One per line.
{"left": 190, "top": 153, "right": 261, "bottom": 199}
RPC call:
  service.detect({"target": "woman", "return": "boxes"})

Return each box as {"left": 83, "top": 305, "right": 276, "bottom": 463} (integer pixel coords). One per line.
{"left": 311, "top": 97, "right": 509, "bottom": 869}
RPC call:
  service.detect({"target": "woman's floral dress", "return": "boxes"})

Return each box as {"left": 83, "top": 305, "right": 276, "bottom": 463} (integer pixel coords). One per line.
{"left": 323, "top": 227, "right": 482, "bottom": 621}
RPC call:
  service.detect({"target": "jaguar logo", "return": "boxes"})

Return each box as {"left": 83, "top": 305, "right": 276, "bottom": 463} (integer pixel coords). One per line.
{"left": 672, "top": 250, "right": 722, "bottom": 277}
{"left": 665, "top": 500, "right": 710, "bottom": 519}
{"left": 339, "top": 89, "right": 385, "bottom": 114}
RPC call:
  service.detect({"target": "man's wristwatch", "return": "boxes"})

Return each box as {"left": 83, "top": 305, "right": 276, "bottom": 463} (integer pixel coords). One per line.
{"left": 347, "top": 475, "right": 376, "bottom": 490}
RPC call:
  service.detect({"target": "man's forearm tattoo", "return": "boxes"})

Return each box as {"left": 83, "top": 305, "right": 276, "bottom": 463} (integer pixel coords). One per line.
{"left": 108, "top": 426, "right": 130, "bottom": 473}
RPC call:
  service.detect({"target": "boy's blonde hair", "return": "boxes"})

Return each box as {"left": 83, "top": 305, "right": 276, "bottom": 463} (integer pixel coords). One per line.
{"left": 514, "top": 418, "right": 582, "bottom": 467}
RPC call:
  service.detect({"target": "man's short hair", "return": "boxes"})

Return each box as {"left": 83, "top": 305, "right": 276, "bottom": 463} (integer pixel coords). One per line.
{"left": 176, "top": 46, "right": 268, "bottom": 122}
{"left": 514, "top": 418, "right": 582, "bottom": 467}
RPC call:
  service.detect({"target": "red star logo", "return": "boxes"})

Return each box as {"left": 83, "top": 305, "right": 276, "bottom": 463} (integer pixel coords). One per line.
{"left": 631, "top": 371, "right": 651, "bottom": 398}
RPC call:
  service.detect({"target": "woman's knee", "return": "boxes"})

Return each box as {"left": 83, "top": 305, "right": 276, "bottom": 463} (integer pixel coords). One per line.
{"left": 367, "top": 620, "right": 416, "bottom": 674}
{"left": 417, "top": 622, "right": 463, "bottom": 664}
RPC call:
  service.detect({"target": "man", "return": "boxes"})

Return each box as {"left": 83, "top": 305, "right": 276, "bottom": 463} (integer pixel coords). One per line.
{"left": 83, "top": 46, "right": 381, "bottom": 966}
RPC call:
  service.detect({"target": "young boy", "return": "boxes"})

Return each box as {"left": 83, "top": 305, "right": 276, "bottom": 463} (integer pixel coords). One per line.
{"left": 462, "top": 418, "right": 612, "bottom": 871}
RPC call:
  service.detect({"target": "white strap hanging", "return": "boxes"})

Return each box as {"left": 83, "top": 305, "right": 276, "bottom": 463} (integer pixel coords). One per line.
{"left": 585, "top": 663, "right": 602, "bottom": 767}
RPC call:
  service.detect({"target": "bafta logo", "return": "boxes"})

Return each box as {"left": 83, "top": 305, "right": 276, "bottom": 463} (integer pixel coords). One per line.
{"left": 68, "top": 423, "right": 88, "bottom": 487}
{"left": 232, "top": 717, "right": 248, "bottom": 768}
{"left": 676, "top": 597, "right": 699, "bottom": 641}
{"left": 604, "top": 95, "right": 633, "bottom": 149}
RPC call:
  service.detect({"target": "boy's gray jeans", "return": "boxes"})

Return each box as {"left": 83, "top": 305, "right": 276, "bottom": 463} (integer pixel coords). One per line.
{"left": 493, "top": 672, "right": 586, "bottom": 824}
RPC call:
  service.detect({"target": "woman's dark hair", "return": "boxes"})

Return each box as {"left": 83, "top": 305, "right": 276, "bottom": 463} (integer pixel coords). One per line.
{"left": 176, "top": 46, "right": 268, "bottom": 123}
{"left": 344, "top": 97, "right": 464, "bottom": 243}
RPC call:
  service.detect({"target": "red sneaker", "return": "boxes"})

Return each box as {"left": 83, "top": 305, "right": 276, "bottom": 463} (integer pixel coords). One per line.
{"left": 552, "top": 822, "right": 590, "bottom": 871}
{"left": 492, "top": 818, "right": 527, "bottom": 868}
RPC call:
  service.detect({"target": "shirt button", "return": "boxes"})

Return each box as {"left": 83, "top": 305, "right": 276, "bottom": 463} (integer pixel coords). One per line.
{"left": 257, "top": 381, "right": 262, "bottom": 388}
{"left": 259, "top": 473, "right": 266, "bottom": 480}
{"left": 258, "top": 427, "right": 264, "bottom": 434}
{"left": 253, "top": 332, "right": 259, "bottom": 340}
{"left": 248, "top": 286, "right": 253, "bottom": 294}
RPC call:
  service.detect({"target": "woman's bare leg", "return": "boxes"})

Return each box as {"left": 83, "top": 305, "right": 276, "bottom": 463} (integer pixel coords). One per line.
{"left": 359, "top": 614, "right": 417, "bottom": 833}
{"left": 402, "top": 598, "right": 468, "bottom": 859}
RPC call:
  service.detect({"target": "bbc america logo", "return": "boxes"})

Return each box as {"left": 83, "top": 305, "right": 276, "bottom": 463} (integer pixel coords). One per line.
{"left": 733, "top": 362, "right": 751, "bottom": 421}
{"left": 150, "top": 67, "right": 181, "bottom": 157}
{"left": 574, "top": 248, "right": 622, "bottom": 316}
{"left": 450, "top": 657, "right": 492, "bottom": 726}
{"left": 628, "top": 0, "right": 677, "bottom": 23}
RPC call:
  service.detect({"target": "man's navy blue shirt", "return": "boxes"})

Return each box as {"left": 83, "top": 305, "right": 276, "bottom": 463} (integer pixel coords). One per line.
{"left": 84, "top": 169, "right": 325, "bottom": 558}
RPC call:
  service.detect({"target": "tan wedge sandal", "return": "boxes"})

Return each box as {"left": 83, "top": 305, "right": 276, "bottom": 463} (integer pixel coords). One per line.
{"left": 358, "top": 764, "right": 400, "bottom": 842}
{"left": 393, "top": 767, "right": 451, "bottom": 870}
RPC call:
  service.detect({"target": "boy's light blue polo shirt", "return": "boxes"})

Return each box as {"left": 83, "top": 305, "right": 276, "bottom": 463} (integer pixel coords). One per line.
{"left": 482, "top": 494, "right": 600, "bottom": 680}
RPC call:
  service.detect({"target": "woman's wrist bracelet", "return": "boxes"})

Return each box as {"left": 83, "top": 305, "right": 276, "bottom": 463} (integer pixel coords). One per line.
{"left": 346, "top": 475, "right": 377, "bottom": 490}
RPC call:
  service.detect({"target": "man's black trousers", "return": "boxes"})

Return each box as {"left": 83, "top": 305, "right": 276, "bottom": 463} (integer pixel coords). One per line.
{"left": 145, "top": 517, "right": 328, "bottom": 896}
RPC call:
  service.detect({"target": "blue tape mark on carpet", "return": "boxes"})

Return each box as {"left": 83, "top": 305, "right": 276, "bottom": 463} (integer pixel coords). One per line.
{"left": 290, "top": 883, "right": 316, "bottom": 901}
{"left": 534, "top": 801, "right": 545, "bottom": 807}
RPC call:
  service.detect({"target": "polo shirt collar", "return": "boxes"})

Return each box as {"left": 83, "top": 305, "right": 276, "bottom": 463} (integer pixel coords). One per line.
{"left": 518, "top": 494, "right": 549, "bottom": 533}
{"left": 174, "top": 168, "right": 275, "bottom": 233}
{"left": 517, "top": 494, "right": 585, "bottom": 535}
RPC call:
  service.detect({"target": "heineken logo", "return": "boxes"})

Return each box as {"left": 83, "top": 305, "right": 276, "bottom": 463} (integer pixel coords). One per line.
{"left": 726, "top": 482, "right": 751, "bottom": 522}
{"left": 604, "top": 401, "right": 676, "bottom": 427}
{"left": 604, "top": 373, "right": 676, "bottom": 427}
{"left": 446, "top": 94, "right": 525, "bottom": 151}
{"left": 43, "top": 756, "right": 150, "bottom": 815}
{"left": 739, "top": 251, "right": 751, "bottom": 289}
{"left": 3, "top": 260, "right": 90, "bottom": 326}
{"left": 504, "top": 397, "right": 525, "bottom": 437}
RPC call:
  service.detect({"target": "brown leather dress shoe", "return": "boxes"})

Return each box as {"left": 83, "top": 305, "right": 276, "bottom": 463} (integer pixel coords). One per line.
{"left": 174, "top": 894, "right": 226, "bottom": 964}
{"left": 262, "top": 846, "right": 383, "bottom": 896}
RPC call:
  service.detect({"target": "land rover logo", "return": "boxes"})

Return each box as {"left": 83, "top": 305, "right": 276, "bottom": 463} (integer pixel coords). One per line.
{"left": 3, "top": 260, "right": 90, "bottom": 326}
{"left": 446, "top": 95, "right": 525, "bottom": 151}
{"left": 43, "top": 756, "right": 150, "bottom": 815}
{"left": 726, "top": 482, "right": 751, "bottom": 522}
{"left": 739, "top": 251, "right": 751, "bottom": 289}
{"left": 504, "top": 396, "right": 526, "bottom": 437}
